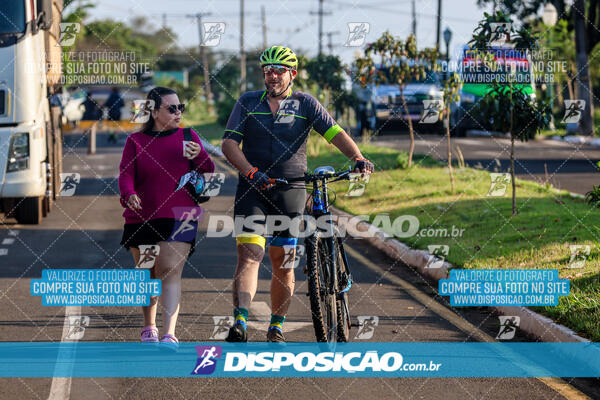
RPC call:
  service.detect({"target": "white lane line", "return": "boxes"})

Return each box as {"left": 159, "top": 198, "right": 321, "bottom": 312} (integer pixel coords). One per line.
{"left": 2, "top": 238, "right": 15, "bottom": 245}
{"left": 248, "top": 301, "right": 312, "bottom": 332}
{"left": 0, "top": 249, "right": 7, "bottom": 256}
{"left": 47, "top": 305, "right": 82, "bottom": 400}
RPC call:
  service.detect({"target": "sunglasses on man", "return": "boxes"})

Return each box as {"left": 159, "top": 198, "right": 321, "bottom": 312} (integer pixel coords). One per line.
{"left": 262, "top": 65, "right": 293, "bottom": 75}
{"left": 162, "top": 104, "right": 186, "bottom": 114}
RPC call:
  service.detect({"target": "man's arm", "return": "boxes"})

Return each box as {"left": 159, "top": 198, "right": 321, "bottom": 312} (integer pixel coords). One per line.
{"left": 330, "top": 131, "right": 374, "bottom": 174}
{"left": 329, "top": 130, "right": 363, "bottom": 161}
{"left": 222, "top": 138, "right": 253, "bottom": 175}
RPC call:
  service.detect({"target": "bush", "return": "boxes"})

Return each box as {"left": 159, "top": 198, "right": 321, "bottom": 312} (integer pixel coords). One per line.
{"left": 585, "top": 185, "right": 600, "bottom": 208}
{"left": 395, "top": 153, "right": 440, "bottom": 169}
{"left": 216, "top": 97, "right": 236, "bottom": 126}
{"left": 396, "top": 153, "right": 409, "bottom": 169}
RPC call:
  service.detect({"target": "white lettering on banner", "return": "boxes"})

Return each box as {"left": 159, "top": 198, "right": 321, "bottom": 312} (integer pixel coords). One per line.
{"left": 392, "top": 215, "right": 419, "bottom": 238}
{"left": 223, "top": 351, "right": 407, "bottom": 373}
{"left": 205, "top": 214, "right": 421, "bottom": 239}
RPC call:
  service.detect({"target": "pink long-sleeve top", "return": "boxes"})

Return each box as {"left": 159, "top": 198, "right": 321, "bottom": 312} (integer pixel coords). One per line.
{"left": 118, "top": 127, "right": 215, "bottom": 224}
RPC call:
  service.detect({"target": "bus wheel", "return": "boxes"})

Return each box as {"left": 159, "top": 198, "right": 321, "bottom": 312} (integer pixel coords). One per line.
{"left": 16, "top": 197, "right": 43, "bottom": 224}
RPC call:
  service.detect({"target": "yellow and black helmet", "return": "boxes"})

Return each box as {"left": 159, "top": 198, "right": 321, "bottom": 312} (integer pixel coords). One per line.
{"left": 259, "top": 45, "right": 298, "bottom": 70}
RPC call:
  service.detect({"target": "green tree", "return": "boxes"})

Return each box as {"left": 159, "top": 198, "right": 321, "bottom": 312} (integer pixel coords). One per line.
{"left": 355, "top": 31, "right": 437, "bottom": 167}
{"left": 477, "top": 0, "right": 598, "bottom": 136}
{"left": 471, "top": 12, "right": 551, "bottom": 215}
{"left": 531, "top": 19, "right": 576, "bottom": 110}
{"left": 442, "top": 72, "right": 462, "bottom": 194}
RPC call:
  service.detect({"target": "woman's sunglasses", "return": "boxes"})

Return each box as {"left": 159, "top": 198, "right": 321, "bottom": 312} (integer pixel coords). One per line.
{"left": 163, "top": 103, "right": 186, "bottom": 114}
{"left": 263, "top": 65, "right": 293, "bottom": 75}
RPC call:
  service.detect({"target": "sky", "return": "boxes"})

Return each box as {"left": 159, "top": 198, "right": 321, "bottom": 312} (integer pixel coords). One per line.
{"left": 82, "top": 0, "right": 507, "bottom": 64}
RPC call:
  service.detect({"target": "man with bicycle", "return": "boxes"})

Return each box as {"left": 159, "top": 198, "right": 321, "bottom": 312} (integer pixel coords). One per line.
{"left": 222, "top": 45, "right": 373, "bottom": 342}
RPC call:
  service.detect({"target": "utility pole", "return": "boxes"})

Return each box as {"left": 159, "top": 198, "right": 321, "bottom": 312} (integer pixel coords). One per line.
{"left": 162, "top": 13, "right": 167, "bottom": 29}
{"left": 318, "top": 0, "right": 323, "bottom": 56}
{"left": 436, "top": 0, "right": 441, "bottom": 50}
{"left": 326, "top": 31, "right": 340, "bottom": 54}
{"left": 240, "top": 0, "right": 246, "bottom": 92}
{"left": 573, "top": 0, "right": 595, "bottom": 135}
{"left": 311, "top": 0, "right": 331, "bottom": 56}
{"left": 261, "top": 5, "right": 267, "bottom": 48}
{"left": 187, "top": 13, "right": 213, "bottom": 105}
{"left": 411, "top": 0, "right": 416, "bottom": 37}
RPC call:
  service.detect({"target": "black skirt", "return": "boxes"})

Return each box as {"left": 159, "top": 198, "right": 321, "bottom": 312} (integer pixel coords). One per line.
{"left": 120, "top": 218, "right": 197, "bottom": 256}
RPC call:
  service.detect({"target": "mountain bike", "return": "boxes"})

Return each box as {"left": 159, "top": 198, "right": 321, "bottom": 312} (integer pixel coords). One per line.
{"left": 270, "top": 166, "right": 354, "bottom": 342}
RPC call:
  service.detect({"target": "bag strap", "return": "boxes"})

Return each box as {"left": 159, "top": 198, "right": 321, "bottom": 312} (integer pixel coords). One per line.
{"left": 183, "top": 127, "right": 195, "bottom": 172}
{"left": 183, "top": 127, "right": 192, "bottom": 141}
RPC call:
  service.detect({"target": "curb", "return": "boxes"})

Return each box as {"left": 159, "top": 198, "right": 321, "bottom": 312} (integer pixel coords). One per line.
{"left": 544, "top": 134, "right": 600, "bottom": 147}
{"left": 331, "top": 207, "right": 589, "bottom": 343}
{"left": 465, "top": 129, "right": 510, "bottom": 138}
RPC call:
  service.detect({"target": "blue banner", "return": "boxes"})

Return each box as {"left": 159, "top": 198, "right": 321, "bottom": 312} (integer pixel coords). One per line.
{"left": 1, "top": 342, "right": 600, "bottom": 377}
{"left": 439, "top": 269, "right": 569, "bottom": 306}
{"left": 30, "top": 270, "right": 161, "bottom": 306}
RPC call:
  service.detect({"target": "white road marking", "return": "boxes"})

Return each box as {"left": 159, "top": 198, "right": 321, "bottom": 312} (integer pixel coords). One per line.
{"left": 47, "top": 305, "right": 82, "bottom": 400}
{"left": 8, "top": 230, "right": 19, "bottom": 236}
{"left": 2, "top": 238, "right": 15, "bottom": 245}
{"left": 247, "top": 301, "right": 312, "bottom": 332}
{"left": 0, "top": 249, "right": 8, "bottom": 256}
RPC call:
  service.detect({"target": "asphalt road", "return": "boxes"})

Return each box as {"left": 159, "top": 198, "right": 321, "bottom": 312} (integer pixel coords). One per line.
{"left": 0, "top": 132, "right": 596, "bottom": 399}
{"left": 372, "top": 133, "right": 600, "bottom": 195}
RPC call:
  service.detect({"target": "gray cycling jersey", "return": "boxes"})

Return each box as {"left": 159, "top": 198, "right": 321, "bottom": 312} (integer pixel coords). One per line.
{"left": 223, "top": 90, "right": 343, "bottom": 178}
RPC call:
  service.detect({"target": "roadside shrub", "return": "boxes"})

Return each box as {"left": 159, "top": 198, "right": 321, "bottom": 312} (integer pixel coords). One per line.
{"left": 585, "top": 185, "right": 600, "bottom": 208}
{"left": 216, "top": 97, "right": 236, "bottom": 127}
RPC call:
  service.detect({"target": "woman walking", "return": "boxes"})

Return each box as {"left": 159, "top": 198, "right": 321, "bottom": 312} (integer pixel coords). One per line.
{"left": 119, "top": 87, "right": 215, "bottom": 345}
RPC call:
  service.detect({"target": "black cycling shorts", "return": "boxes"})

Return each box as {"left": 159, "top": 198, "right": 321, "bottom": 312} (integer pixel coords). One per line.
{"left": 233, "top": 181, "right": 306, "bottom": 241}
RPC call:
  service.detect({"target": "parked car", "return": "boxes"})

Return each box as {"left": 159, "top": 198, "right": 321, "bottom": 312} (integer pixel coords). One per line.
{"left": 353, "top": 67, "right": 444, "bottom": 135}
{"left": 61, "top": 86, "right": 146, "bottom": 124}
{"left": 61, "top": 88, "right": 86, "bottom": 124}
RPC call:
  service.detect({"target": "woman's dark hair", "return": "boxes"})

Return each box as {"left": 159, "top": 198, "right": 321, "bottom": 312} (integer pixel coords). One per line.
{"left": 141, "top": 86, "right": 177, "bottom": 133}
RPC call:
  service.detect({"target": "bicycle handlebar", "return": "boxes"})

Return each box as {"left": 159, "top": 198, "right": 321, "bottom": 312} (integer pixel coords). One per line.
{"left": 267, "top": 169, "right": 352, "bottom": 186}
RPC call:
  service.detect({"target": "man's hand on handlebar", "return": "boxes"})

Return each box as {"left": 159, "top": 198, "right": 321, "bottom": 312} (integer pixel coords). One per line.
{"left": 353, "top": 157, "right": 374, "bottom": 175}
{"left": 245, "top": 166, "right": 273, "bottom": 190}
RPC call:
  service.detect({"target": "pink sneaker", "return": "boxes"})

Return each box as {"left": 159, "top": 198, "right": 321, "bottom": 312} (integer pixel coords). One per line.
{"left": 140, "top": 325, "right": 159, "bottom": 343}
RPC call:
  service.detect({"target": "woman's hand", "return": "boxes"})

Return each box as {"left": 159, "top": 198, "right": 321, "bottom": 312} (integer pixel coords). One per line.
{"left": 184, "top": 141, "right": 202, "bottom": 159}
{"left": 127, "top": 194, "right": 142, "bottom": 211}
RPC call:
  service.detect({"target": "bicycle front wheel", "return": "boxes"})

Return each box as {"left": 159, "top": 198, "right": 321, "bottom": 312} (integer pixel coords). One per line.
{"left": 305, "top": 232, "right": 338, "bottom": 342}
{"left": 335, "top": 236, "right": 351, "bottom": 342}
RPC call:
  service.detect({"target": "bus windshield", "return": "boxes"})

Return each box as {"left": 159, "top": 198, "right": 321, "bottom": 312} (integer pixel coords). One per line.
{"left": 0, "top": 2, "right": 26, "bottom": 35}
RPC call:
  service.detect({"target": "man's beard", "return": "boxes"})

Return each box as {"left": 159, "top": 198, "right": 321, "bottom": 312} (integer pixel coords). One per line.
{"left": 265, "top": 77, "right": 292, "bottom": 97}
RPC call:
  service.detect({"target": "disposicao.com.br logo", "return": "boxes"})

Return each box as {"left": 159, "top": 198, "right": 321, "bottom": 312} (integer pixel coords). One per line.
{"left": 220, "top": 350, "right": 441, "bottom": 374}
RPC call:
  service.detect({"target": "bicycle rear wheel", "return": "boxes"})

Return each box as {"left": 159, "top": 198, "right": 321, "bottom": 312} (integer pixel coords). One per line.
{"left": 305, "top": 232, "right": 337, "bottom": 342}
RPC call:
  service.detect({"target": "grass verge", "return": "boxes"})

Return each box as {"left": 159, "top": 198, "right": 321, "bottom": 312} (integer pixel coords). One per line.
{"left": 308, "top": 135, "right": 600, "bottom": 341}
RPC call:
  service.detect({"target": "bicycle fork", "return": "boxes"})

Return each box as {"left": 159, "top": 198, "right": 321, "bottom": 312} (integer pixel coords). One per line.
{"left": 312, "top": 180, "right": 338, "bottom": 297}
